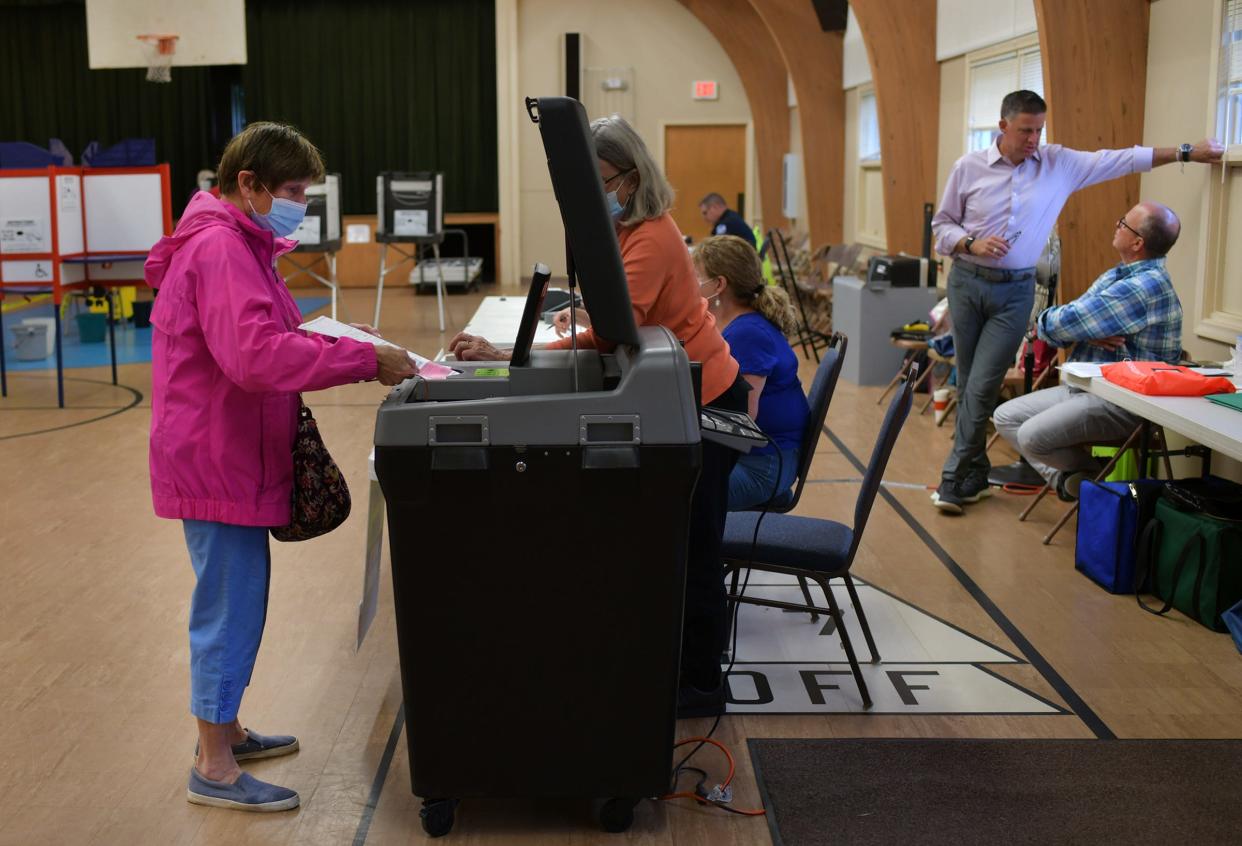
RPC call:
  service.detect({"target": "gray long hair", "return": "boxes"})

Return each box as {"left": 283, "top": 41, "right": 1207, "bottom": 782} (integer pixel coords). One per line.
{"left": 590, "top": 115, "right": 675, "bottom": 227}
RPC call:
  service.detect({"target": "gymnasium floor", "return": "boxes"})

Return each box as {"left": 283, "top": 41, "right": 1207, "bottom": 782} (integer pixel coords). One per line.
{"left": 2, "top": 286, "right": 1240, "bottom": 845}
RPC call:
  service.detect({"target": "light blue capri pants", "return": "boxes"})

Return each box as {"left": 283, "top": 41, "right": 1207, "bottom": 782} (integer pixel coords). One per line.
{"left": 183, "top": 520, "right": 271, "bottom": 724}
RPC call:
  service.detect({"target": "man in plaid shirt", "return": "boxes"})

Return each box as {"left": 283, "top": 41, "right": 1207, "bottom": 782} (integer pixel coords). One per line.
{"left": 994, "top": 201, "right": 1183, "bottom": 500}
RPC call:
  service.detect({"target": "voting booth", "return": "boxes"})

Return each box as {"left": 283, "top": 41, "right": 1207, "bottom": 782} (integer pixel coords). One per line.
{"left": 373, "top": 97, "right": 702, "bottom": 836}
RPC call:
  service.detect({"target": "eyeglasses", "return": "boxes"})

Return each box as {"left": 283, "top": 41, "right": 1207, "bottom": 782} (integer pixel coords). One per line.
{"left": 602, "top": 168, "right": 633, "bottom": 190}
{"left": 1116, "top": 217, "right": 1142, "bottom": 238}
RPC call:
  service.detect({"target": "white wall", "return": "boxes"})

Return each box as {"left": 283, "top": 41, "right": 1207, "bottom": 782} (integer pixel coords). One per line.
{"left": 937, "top": 55, "right": 968, "bottom": 204}
{"left": 843, "top": 8, "right": 871, "bottom": 89}
{"left": 936, "top": 0, "right": 1037, "bottom": 61}
{"left": 513, "top": 0, "right": 752, "bottom": 280}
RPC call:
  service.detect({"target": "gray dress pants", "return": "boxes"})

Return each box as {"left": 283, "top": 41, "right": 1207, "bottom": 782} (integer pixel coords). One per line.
{"left": 941, "top": 260, "right": 1035, "bottom": 483}
{"left": 993, "top": 384, "right": 1140, "bottom": 483}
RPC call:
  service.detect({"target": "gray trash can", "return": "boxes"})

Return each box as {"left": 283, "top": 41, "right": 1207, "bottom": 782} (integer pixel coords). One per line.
{"left": 11, "top": 323, "right": 51, "bottom": 361}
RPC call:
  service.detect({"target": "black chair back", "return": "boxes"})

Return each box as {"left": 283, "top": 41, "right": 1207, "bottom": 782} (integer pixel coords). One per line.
{"left": 768, "top": 333, "right": 847, "bottom": 513}
{"left": 848, "top": 364, "right": 917, "bottom": 561}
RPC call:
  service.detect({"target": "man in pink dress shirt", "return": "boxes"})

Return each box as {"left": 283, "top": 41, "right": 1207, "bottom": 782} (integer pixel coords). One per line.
{"left": 929, "top": 89, "right": 1221, "bottom": 514}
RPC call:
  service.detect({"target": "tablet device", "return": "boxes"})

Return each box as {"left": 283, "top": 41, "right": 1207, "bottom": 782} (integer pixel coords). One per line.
{"left": 510, "top": 262, "right": 552, "bottom": 368}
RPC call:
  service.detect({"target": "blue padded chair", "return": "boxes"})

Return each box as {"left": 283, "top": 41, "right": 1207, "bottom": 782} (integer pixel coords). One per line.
{"left": 759, "top": 332, "right": 847, "bottom": 514}
{"left": 721, "top": 364, "right": 918, "bottom": 709}
{"left": 744, "top": 333, "right": 847, "bottom": 621}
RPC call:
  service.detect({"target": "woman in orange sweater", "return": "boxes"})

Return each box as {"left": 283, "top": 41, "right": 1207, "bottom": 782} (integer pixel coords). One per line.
{"left": 449, "top": 115, "right": 744, "bottom": 717}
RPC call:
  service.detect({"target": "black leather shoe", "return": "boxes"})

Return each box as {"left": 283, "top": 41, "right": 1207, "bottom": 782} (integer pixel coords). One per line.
{"left": 677, "top": 680, "right": 726, "bottom": 719}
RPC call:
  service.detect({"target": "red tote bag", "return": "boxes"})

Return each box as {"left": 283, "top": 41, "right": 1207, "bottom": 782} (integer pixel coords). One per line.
{"left": 1101, "top": 361, "right": 1237, "bottom": 397}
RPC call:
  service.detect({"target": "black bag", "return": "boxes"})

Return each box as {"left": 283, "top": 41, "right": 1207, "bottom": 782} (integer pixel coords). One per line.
{"left": 270, "top": 400, "right": 351, "bottom": 542}
{"left": 1163, "top": 477, "right": 1242, "bottom": 522}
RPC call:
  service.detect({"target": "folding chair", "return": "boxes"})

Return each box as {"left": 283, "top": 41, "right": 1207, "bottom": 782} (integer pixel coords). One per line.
{"left": 766, "top": 229, "right": 833, "bottom": 363}
{"left": 877, "top": 338, "right": 934, "bottom": 405}
{"left": 721, "top": 364, "right": 918, "bottom": 709}
{"left": 1018, "top": 422, "right": 1175, "bottom": 545}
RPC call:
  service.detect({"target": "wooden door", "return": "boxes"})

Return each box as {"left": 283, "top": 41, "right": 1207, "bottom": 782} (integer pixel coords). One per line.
{"left": 664, "top": 124, "right": 747, "bottom": 243}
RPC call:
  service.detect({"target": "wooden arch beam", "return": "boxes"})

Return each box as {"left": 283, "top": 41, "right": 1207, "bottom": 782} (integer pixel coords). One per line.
{"left": 851, "top": 0, "right": 940, "bottom": 256}
{"left": 748, "top": 0, "right": 845, "bottom": 249}
{"left": 677, "top": 0, "right": 789, "bottom": 231}
{"left": 1034, "top": 0, "right": 1150, "bottom": 302}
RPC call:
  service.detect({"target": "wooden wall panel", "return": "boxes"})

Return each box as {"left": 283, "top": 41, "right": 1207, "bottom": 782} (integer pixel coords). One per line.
{"left": 678, "top": 0, "right": 789, "bottom": 233}
{"left": 851, "top": 0, "right": 940, "bottom": 256}
{"left": 748, "top": 0, "right": 845, "bottom": 249}
{"left": 1034, "top": 0, "right": 1150, "bottom": 302}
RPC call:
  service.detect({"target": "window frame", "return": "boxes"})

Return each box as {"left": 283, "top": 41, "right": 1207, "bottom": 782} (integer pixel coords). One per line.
{"left": 1195, "top": 0, "right": 1242, "bottom": 344}
{"left": 853, "top": 84, "right": 886, "bottom": 249}
{"left": 962, "top": 33, "right": 1046, "bottom": 155}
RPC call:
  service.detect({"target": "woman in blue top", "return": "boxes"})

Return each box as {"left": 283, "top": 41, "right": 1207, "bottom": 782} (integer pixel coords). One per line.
{"left": 693, "top": 235, "right": 810, "bottom": 509}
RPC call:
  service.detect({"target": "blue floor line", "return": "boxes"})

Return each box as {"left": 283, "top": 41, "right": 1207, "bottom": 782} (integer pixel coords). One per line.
{"left": 2, "top": 297, "right": 332, "bottom": 372}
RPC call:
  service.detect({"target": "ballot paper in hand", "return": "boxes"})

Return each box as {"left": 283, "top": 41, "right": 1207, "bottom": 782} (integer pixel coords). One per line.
{"left": 299, "top": 316, "right": 457, "bottom": 379}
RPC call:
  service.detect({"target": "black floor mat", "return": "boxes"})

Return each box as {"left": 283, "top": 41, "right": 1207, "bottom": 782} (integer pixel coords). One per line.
{"left": 750, "top": 737, "right": 1242, "bottom": 845}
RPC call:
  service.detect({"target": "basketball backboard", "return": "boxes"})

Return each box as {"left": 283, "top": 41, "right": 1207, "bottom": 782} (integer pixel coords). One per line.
{"left": 85, "top": 0, "right": 246, "bottom": 69}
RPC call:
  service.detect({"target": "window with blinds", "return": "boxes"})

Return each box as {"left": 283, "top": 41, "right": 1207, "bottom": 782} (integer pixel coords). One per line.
{"left": 1198, "top": 0, "right": 1242, "bottom": 345}
{"left": 966, "top": 45, "right": 1045, "bottom": 153}
{"left": 1218, "top": 0, "right": 1242, "bottom": 145}
{"left": 859, "top": 91, "right": 881, "bottom": 161}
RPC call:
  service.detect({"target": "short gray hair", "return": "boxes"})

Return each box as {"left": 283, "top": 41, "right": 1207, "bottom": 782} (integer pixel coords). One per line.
{"left": 590, "top": 115, "right": 674, "bottom": 226}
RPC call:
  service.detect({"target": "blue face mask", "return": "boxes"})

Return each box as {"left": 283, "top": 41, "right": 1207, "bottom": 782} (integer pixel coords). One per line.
{"left": 248, "top": 187, "right": 307, "bottom": 238}
{"left": 606, "top": 190, "right": 624, "bottom": 221}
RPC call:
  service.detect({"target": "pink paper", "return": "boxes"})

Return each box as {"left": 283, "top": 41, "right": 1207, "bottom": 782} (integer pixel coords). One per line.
{"left": 417, "top": 360, "right": 457, "bottom": 381}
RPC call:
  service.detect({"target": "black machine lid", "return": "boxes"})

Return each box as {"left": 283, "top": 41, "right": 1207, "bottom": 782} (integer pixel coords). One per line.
{"left": 528, "top": 96, "right": 640, "bottom": 348}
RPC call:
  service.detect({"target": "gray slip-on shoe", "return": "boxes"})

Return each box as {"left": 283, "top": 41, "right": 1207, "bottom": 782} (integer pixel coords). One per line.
{"left": 187, "top": 768, "right": 299, "bottom": 812}
{"left": 194, "top": 729, "right": 300, "bottom": 762}
{"left": 232, "top": 729, "right": 299, "bottom": 761}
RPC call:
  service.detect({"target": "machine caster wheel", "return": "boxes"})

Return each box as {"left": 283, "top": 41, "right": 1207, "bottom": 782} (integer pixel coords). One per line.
{"left": 598, "top": 797, "right": 637, "bottom": 833}
{"left": 419, "top": 799, "right": 458, "bottom": 838}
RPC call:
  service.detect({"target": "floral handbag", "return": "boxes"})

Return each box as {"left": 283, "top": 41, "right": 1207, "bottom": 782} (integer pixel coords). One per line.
{"left": 270, "top": 399, "right": 351, "bottom": 542}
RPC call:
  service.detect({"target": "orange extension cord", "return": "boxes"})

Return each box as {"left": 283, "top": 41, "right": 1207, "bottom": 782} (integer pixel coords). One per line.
{"left": 659, "top": 736, "right": 767, "bottom": 817}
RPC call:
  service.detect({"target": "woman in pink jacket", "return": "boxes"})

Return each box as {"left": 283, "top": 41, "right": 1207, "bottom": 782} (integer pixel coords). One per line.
{"left": 146, "top": 122, "right": 415, "bottom": 812}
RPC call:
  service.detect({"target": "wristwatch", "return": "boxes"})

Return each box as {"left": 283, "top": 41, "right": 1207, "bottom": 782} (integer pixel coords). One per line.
{"left": 963, "top": 236, "right": 976, "bottom": 255}
{"left": 1179, "top": 143, "right": 1193, "bottom": 163}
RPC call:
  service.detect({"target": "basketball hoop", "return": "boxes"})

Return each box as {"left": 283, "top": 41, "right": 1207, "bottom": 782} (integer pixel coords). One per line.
{"left": 136, "top": 34, "right": 179, "bottom": 83}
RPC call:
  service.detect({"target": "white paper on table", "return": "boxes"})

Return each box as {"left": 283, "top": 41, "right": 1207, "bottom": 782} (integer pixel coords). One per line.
{"left": 1060, "top": 362, "right": 1103, "bottom": 379}
{"left": 299, "top": 315, "right": 457, "bottom": 378}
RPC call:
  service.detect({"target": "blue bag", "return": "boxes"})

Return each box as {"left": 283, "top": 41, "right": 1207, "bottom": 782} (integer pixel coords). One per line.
{"left": 1224, "top": 600, "right": 1242, "bottom": 655}
{"left": 1074, "top": 479, "right": 1164, "bottom": 593}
